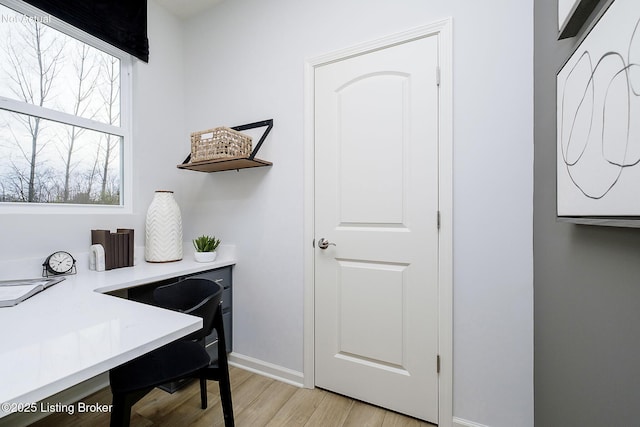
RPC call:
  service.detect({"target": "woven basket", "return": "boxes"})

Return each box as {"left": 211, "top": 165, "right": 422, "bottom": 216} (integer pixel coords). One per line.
{"left": 190, "top": 127, "right": 252, "bottom": 162}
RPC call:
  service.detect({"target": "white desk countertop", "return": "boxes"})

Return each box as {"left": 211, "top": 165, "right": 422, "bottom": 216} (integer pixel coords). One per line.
{"left": 0, "top": 246, "right": 236, "bottom": 418}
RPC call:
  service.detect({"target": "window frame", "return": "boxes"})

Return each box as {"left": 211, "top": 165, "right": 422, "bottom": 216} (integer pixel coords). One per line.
{"left": 0, "top": 0, "right": 133, "bottom": 214}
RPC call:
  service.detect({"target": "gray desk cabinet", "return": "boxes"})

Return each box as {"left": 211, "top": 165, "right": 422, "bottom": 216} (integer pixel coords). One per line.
{"left": 191, "top": 267, "right": 233, "bottom": 356}
{"left": 126, "top": 265, "right": 233, "bottom": 393}
{"left": 127, "top": 265, "right": 233, "bottom": 354}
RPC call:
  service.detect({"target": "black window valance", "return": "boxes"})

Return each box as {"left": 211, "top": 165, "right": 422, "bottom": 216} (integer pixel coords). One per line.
{"left": 23, "top": 0, "right": 149, "bottom": 62}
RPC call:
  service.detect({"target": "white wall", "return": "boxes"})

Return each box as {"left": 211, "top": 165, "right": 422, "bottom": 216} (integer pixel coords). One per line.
{"left": 179, "top": 1, "right": 534, "bottom": 426}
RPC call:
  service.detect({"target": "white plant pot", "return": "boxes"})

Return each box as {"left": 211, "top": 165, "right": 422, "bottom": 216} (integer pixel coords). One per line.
{"left": 194, "top": 251, "right": 217, "bottom": 263}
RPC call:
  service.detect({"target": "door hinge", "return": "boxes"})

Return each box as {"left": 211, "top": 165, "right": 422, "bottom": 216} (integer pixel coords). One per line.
{"left": 437, "top": 210, "right": 441, "bottom": 230}
{"left": 437, "top": 355, "right": 441, "bottom": 373}
{"left": 436, "top": 66, "right": 441, "bottom": 86}
{"left": 312, "top": 238, "right": 315, "bottom": 248}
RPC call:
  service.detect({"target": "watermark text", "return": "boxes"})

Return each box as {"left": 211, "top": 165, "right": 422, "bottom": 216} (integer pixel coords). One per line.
{"left": 1, "top": 401, "right": 112, "bottom": 415}
{"left": 1, "top": 13, "right": 51, "bottom": 24}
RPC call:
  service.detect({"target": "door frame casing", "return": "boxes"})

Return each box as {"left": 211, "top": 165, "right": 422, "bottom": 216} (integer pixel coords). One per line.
{"left": 303, "top": 19, "right": 453, "bottom": 427}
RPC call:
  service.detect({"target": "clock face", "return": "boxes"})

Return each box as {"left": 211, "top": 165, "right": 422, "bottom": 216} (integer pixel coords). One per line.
{"left": 47, "top": 251, "right": 75, "bottom": 274}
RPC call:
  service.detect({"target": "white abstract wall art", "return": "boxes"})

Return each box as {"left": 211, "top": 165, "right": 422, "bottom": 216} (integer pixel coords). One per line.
{"left": 557, "top": 0, "right": 640, "bottom": 216}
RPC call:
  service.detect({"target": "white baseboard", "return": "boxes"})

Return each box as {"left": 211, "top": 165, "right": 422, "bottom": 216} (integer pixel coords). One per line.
{"left": 453, "top": 417, "right": 490, "bottom": 427}
{"left": 0, "top": 373, "right": 109, "bottom": 427}
{"left": 228, "top": 352, "right": 304, "bottom": 388}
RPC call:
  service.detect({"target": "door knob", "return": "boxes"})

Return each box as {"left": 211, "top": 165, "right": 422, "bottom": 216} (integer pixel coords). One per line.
{"left": 317, "top": 238, "right": 336, "bottom": 250}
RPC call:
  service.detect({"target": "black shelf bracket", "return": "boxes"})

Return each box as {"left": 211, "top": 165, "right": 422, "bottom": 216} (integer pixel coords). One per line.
{"left": 231, "top": 119, "right": 273, "bottom": 160}
{"left": 182, "top": 119, "right": 274, "bottom": 164}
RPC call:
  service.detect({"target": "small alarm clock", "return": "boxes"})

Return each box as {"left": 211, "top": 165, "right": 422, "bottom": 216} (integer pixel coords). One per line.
{"left": 42, "top": 251, "right": 77, "bottom": 277}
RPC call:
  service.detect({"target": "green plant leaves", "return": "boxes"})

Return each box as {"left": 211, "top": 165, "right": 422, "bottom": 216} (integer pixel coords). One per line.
{"left": 192, "top": 235, "right": 220, "bottom": 252}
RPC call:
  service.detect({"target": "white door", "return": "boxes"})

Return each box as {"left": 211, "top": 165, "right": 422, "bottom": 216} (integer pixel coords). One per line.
{"left": 314, "top": 34, "right": 440, "bottom": 423}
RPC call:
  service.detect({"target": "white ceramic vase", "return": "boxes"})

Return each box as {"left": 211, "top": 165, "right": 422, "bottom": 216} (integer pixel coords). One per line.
{"left": 145, "top": 191, "right": 183, "bottom": 262}
{"left": 194, "top": 251, "right": 217, "bottom": 263}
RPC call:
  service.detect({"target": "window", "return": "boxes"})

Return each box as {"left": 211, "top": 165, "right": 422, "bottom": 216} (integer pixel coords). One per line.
{"left": 0, "top": 0, "right": 131, "bottom": 209}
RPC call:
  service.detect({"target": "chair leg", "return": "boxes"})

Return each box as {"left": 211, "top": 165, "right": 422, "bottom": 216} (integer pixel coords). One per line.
{"left": 110, "top": 388, "right": 152, "bottom": 427}
{"left": 200, "top": 376, "right": 208, "bottom": 409}
{"left": 219, "top": 370, "right": 234, "bottom": 427}
{"left": 214, "top": 307, "right": 234, "bottom": 427}
{"left": 110, "top": 392, "right": 131, "bottom": 427}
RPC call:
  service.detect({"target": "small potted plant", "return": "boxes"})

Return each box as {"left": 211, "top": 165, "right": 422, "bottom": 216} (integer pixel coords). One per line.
{"left": 192, "top": 235, "right": 221, "bottom": 262}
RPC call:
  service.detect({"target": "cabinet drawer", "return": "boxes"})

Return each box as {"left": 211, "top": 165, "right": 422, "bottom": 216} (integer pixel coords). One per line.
{"left": 223, "top": 311, "right": 231, "bottom": 349}
{"left": 192, "top": 266, "right": 231, "bottom": 289}
{"left": 205, "top": 311, "right": 232, "bottom": 354}
{"left": 192, "top": 266, "right": 232, "bottom": 311}
{"left": 222, "top": 287, "right": 231, "bottom": 312}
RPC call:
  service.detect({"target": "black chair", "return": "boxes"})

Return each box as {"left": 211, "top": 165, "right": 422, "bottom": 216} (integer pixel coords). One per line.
{"left": 109, "top": 277, "right": 234, "bottom": 427}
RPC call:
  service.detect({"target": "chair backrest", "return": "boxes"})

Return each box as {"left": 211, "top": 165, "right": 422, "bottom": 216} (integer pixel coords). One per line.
{"left": 153, "top": 277, "right": 223, "bottom": 341}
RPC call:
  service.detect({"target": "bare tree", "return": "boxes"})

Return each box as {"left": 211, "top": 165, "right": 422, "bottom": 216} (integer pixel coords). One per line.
{"left": 84, "top": 147, "right": 101, "bottom": 199}
{"left": 4, "top": 160, "right": 29, "bottom": 201}
{"left": 98, "top": 55, "right": 120, "bottom": 202}
{"left": 33, "top": 165, "right": 57, "bottom": 202}
{"left": 59, "top": 43, "right": 97, "bottom": 202}
{"left": 2, "top": 20, "right": 64, "bottom": 202}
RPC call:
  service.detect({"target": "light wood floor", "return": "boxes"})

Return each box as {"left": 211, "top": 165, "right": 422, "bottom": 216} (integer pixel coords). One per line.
{"left": 31, "top": 366, "right": 435, "bottom": 426}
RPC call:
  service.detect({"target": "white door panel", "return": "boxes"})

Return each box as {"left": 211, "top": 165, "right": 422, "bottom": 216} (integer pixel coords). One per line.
{"left": 314, "top": 34, "right": 440, "bottom": 423}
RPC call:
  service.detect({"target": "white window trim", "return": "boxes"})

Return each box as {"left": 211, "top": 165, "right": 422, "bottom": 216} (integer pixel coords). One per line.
{"left": 0, "top": 0, "right": 133, "bottom": 214}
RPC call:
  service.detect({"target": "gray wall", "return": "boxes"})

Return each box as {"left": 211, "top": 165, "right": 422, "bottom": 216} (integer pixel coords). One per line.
{"left": 534, "top": 1, "right": 640, "bottom": 425}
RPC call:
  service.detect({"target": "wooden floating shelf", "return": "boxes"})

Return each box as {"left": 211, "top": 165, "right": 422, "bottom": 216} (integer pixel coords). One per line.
{"left": 178, "top": 119, "right": 274, "bottom": 173}
{"left": 177, "top": 156, "right": 272, "bottom": 173}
